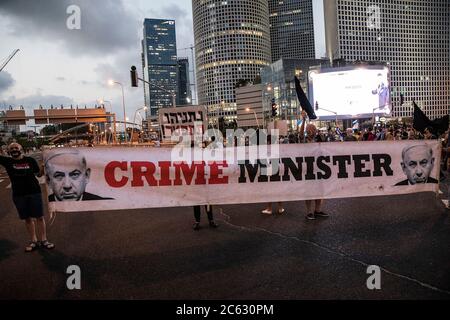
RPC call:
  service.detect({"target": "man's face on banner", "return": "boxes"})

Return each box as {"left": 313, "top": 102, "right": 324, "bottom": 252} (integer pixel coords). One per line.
{"left": 46, "top": 153, "right": 90, "bottom": 201}
{"left": 401, "top": 146, "right": 434, "bottom": 184}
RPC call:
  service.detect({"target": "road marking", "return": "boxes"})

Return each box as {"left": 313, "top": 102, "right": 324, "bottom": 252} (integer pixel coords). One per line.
{"left": 218, "top": 209, "right": 450, "bottom": 296}
{"left": 439, "top": 190, "right": 444, "bottom": 195}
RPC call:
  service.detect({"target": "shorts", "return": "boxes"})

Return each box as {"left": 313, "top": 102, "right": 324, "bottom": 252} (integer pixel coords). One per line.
{"left": 13, "top": 193, "right": 44, "bottom": 220}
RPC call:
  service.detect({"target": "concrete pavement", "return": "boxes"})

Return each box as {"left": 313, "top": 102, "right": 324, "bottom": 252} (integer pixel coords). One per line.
{"left": 0, "top": 166, "right": 449, "bottom": 299}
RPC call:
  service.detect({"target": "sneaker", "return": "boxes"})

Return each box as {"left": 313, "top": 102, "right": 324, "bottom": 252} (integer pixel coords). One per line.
{"left": 193, "top": 222, "right": 201, "bottom": 231}
{"left": 305, "top": 213, "right": 316, "bottom": 220}
{"left": 209, "top": 220, "right": 219, "bottom": 228}
{"left": 314, "top": 211, "right": 330, "bottom": 218}
{"left": 261, "top": 209, "right": 272, "bottom": 215}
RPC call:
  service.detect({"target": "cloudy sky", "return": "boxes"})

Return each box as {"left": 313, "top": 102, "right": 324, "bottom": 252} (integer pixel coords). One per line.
{"left": 0, "top": 0, "right": 194, "bottom": 129}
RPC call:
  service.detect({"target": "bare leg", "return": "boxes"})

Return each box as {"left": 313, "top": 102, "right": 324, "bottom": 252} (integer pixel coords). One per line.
{"left": 314, "top": 199, "right": 323, "bottom": 212}
{"left": 25, "top": 218, "right": 38, "bottom": 242}
{"left": 277, "top": 202, "right": 284, "bottom": 213}
{"left": 35, "top": 217, "right": 47, "bottom": 241}
{"left": 305, "top": 200, "right": 313, "bottom": 214}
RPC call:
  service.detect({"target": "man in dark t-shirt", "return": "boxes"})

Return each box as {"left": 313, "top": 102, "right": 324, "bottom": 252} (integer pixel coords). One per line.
{"left": 0, "top": 143, "right": 54, "bottom": 252}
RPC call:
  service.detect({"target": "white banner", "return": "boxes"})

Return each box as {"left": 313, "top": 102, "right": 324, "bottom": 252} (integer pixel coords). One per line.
{"left": 43, "top": 140, "right": 441, "bottom": 213}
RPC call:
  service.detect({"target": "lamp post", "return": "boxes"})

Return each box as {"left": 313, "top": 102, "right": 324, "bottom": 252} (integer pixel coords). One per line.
{"left": 98, "top": 99, "right": 116, "bottom": 144}
{"left": 245, "top": 108, "right": 260, "bottom": 129}
{"left": 131, "top": 106, "right": 148, "bottom": 143}
{"left": 108, "top": 80, "right": 127, "bottom": 140}
{"left": 316, "top": 105, "right": 338, "bottom": 126}
{"left": 372, "top": 106, "right": 386, "bottom": 126}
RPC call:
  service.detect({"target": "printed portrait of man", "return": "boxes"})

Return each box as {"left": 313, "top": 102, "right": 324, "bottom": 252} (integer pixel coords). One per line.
{"left": 395, "top": 145, "right": 438, "bottom": 186}
{"left": 45, "top": 150, "right": 114, "bottom": 202}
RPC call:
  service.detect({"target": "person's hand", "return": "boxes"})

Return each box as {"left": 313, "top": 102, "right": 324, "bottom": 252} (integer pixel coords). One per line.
{"left": 301, "top": 110, "right": 307, "bottom": 120}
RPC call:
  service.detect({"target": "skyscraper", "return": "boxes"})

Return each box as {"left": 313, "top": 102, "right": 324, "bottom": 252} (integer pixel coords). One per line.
{"left": 314, "top": 0, "right": 450, "bottom": 119}
{"left": 142, "top": 19, "right": 178, "bottom": 118}
{"left": 268, "top": 0, "right": 316, "bottom": 62}
{"left": 192, "top": 0, "right": 272, "bottom": 125}
{"left": 177, "top": 58, "right": 191, "bottom": 105}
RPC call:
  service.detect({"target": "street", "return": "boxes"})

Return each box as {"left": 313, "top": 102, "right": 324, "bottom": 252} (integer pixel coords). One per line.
{"left": 0, "top": 153, "right": 449, "bottom": 300}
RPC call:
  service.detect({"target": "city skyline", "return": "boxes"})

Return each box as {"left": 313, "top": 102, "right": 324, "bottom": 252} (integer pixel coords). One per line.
{"left": 0, "top": 0, "right": 195, "bottom": 129}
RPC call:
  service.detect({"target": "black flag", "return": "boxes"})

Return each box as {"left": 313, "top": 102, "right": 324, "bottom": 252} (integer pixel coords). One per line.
{"left": 294, "top": 76, "right": 317, "bottom": 120}
{"left": 413, "top": 101, "right": 449, "bottom": 135}
{"left": 412, "top": 101, "right": 431, "bottom": 133}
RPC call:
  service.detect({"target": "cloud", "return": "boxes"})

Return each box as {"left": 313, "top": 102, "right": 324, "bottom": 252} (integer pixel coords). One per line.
{"left": 0, "top": 0, "right": 140, "bottom": 57}
{"left": 0, "top": 71, "right": 15, "bottom": 95}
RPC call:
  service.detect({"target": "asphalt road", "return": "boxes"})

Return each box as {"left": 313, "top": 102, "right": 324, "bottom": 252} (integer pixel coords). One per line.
{"left": 0, "top": 154, "right": 449, "bottom": 300}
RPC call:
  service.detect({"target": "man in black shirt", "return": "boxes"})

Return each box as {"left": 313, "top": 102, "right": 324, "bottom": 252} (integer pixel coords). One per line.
{"left": 0, "top": 143, "right": 54, "bottom": 252}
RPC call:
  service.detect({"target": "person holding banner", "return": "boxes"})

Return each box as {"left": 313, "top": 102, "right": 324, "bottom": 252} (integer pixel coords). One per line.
{"left": 0, "top": 143, "right": 55, "bottom": 252}
{"left": 193, "top": 205, "right": 218, "bottom": 230}
{"left": 299, "top": 111, "right": 329, "bottom": 220}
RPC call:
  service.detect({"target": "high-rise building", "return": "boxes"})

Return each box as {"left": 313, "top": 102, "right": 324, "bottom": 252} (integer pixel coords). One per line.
{"left": 177, "top": 58, "right": 191, "bottom": 105}
{"left": 268, "top": 0, "right": 316, "bottom": 62}
{"left": 314, "top": 0, "right": 450, "bottom": 119}
{"left": 142, "top": 18, "right": 178, "bottom": 118}
{"left": 192, "top": 0, "right": 272, "bottom": 125}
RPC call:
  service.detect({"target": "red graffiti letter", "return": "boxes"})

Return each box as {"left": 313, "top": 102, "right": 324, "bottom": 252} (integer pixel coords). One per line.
{"left": 209, "top": 161, "right": 228, "bottom": 185}
{"left": 158, "top": 161, "right": 172, "bottom": 186}
{"left": 105, "top": 161, "right": 128, "bottom": 188}
{"left": 131, "top": 161, "right": 157, "bottom": 187}
{"left": 173, "top": 162, "right": 206, "bottom": 185}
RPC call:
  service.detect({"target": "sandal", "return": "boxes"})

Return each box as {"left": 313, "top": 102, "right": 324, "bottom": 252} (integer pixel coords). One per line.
{"left": 39, "top": 240, "right": 55, "bottom": 250}
{"left": 25, "top": 241, "right": 38, "bottom": 252}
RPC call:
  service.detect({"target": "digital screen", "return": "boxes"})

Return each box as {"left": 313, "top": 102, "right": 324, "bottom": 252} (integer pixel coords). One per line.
{"left": 308, "top": 65, "right": 391, "bottom": 118}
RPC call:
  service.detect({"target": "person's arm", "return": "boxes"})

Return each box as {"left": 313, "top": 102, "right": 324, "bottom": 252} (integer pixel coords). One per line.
{"left": 30, "top": 157, "right": 43, "bottom": 177}
{"left": 299, "top": 110, "right": 307, "bottom": 141}
{"left": 0, "top": 155, "right": 8, "bottom": 168}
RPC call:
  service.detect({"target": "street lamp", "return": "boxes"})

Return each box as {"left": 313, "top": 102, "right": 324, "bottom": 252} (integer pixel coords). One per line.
{"left": 131, "top": 106, "right": 148, "bottom": 143}
{"left": 314, "top": 102, "right": 338, "bottom": 126}
{"left": 245, "top": 107, "right": 260, "bottom": 129}
{"left": 108, "top": 80, "right": 127, "bottom": 139}
{"left": 372, "top": 106, "right": 386, "bottom": 126}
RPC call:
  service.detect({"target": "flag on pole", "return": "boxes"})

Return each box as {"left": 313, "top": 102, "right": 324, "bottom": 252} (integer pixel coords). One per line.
{"left": 413, "top": 101, "right": 449, "bottom": 135}
{"left": 294, "top": 76, "right": 317, "bottom": 120}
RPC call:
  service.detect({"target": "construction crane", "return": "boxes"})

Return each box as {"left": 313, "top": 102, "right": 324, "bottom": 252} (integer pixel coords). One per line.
{"left": 0, "top": 49, "right": 20, "bottom": 73}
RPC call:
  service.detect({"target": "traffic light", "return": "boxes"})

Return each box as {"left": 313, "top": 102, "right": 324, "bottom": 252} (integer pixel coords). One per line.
{"left": 271, "top": 98, "right": 278, "bottom": 117}
{"left": 130, "top": 65, "right": 138, "bottom": 87}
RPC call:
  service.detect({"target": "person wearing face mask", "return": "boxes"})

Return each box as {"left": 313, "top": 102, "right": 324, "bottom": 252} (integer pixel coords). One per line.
{"left": 0, "top": 143, "right": 54, "bottom": 252}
